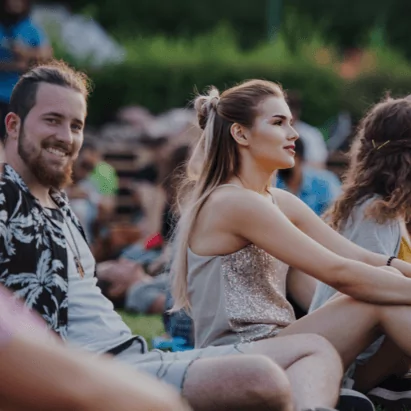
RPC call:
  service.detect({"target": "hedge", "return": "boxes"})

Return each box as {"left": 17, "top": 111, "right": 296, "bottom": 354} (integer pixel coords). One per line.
{"left": 83, "top": 63, "right": 411, "bottom": 130}
{"left": 84, "top": 61, "right": 342, "bottom": 127}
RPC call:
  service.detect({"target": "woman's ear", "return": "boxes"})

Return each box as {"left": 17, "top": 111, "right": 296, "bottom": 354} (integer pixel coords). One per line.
{"left": 230, "top": 123, "right": 249, "bottom": 147}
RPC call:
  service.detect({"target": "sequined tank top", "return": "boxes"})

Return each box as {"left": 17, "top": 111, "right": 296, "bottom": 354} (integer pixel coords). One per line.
{"left": 187, "top": 185, "right": 296, "bottom": 349}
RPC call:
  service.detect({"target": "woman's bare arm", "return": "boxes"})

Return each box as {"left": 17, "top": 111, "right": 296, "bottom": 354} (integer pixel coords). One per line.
{"left": 217, "top": 188, "right": 411, "bottom": 305}
{"left": 274, "top": 188, "right": 411, "bottom": 277}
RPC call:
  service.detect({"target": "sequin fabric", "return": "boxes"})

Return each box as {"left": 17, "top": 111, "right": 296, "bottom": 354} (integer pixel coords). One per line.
{"left": 221, "top": 244, "right": 296, "bottom": 343}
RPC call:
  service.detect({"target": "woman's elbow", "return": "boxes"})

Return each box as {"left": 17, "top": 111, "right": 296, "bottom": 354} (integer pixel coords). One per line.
{"left": 317, "top": 259, "right": 358, "bottom": 294}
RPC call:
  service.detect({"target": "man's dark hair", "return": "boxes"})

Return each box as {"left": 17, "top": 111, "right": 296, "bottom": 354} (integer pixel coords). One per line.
{"left": 294, "top": 136, "right": 305, "bottom": 159}
{"left": 0, "top": 0, "right": 31, "bottom": 26}
{"left": 4, "top": 60, "right": 91, "bottom": 143}
{"left": 287, "top": 90, "right": 302, "bottom": 112}
{"left": 277, "top": 137, "right": 305, "bottom": 182}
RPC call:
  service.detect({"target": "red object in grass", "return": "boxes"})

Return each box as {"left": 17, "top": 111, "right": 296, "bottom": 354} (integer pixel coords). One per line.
{"left": 144, "top": 233, "right": 164, "bottom": 250}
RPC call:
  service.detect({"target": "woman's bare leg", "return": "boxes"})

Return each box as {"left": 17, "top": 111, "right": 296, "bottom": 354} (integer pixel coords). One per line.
{"left": 275, "top": 295, "right": 411, "bottom": 372}
{"left": 183, "top": 355, "right": 293, "bottom": 411}
{"left": 241, "top": 334, "right": 343, "bottom": 410}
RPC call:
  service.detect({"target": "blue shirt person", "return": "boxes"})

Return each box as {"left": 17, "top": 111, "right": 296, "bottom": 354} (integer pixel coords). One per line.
{"left": 276, "top": 137, "right": 341, "bottom": 216}
{"left": 0, "top": 0, "right": 52, "bottom": 137}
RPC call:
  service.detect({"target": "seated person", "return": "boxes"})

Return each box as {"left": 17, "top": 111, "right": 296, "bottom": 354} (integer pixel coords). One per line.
{"left": 276, "top": 137, "right": 341, "bottom": 216}
{"left": 0, "top": 284, "right": 189, "bottom": 411}
{"left": 97, "top": 258, "right": 167, "bottom": 315}
{"left": 287, "top": 90, "right": 329, "bottom": 168}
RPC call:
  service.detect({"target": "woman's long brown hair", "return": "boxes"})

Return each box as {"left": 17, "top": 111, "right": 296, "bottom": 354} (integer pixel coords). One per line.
{"left": 326, "top": 96, "right": 411, "bottom": 231}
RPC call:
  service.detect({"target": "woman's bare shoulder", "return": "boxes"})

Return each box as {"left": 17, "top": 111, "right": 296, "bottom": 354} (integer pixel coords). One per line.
{"left": 203, "top": 185, "right": 270, "bottom": 220}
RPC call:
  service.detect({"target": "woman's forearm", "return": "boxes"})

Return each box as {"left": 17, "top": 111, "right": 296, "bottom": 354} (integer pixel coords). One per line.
{"left": 335, "top": 259, "right": 411, "bottom": 305}
{"left": 362, "top": 251, "right": 411, "bottom": 278}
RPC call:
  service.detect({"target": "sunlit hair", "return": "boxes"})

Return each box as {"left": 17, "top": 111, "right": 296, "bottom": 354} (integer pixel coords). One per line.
{"left": 171, "top": 79, "right": 284, "bottom": 311}
{"left": 325, "top": 96, "right": 411, "bottom": 232}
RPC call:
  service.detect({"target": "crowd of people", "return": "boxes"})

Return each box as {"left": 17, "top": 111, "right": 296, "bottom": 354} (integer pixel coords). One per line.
{"left": 3, "top": 1, "right": 411, "bottom": 411}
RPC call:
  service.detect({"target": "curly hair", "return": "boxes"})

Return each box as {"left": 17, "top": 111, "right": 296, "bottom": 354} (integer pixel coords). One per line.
{"left": 325, "top": 96, "right": 411, "bottom": 231}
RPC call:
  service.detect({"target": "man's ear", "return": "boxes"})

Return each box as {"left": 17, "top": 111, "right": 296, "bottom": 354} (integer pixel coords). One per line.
{"left": 230, "top": 123, "right": 249, "bottom": 147}
{"left": 5, "top": 113, "right": 21, "bottom": 141}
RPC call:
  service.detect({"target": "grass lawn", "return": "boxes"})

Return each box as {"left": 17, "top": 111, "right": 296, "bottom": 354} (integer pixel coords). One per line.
{"left": 119, "top": 311, "right": 165, "bottom": 348}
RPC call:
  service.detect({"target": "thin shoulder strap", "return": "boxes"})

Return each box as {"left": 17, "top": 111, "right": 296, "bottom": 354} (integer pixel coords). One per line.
{"left": 216, "top": 184, "right": 277, "bottom": 204}
{"left": 268, "top": 188, "right": 277, "bottom": 205}
{"left": 216, "top": 184, "right": 243, "bottom": 189}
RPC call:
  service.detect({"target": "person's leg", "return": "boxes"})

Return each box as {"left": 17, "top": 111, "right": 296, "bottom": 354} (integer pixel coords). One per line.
{"left": 241, "top": 334, "right": 343, "bottom": 410}
{"left": 183, "top": 355, "right": 293, "bottom": 411}
{"left": 120, "top": 334, "right": 342, "bottom": 410}
{"left": 275, "top": 296, "right": 411, "bottom": 370}
{"left": 182, "top": 334, "right": 343, "bottom": 410}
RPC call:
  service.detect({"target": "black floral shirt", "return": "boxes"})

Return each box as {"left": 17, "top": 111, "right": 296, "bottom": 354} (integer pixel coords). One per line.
{"left": 0, "top": 164, "right": 88, "bottom": 339}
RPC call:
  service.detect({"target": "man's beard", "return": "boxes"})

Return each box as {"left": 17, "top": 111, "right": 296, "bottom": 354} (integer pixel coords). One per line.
{"left": 18, "top": 129, "right": 73, "bottom": 190}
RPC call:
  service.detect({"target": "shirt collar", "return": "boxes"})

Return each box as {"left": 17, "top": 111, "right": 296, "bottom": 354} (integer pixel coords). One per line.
{"left": 2, "top": 163, "right": 70, "bottom": 210}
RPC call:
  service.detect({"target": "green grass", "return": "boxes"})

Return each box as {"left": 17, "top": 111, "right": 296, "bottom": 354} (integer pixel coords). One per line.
{"left": 118, "top": 311, "right": 165, "bottom": 348}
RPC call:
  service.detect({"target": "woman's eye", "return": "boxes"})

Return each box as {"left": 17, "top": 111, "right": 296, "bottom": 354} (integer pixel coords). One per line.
{"left": 273, "top": 120, "right": 282, "bottom": 126}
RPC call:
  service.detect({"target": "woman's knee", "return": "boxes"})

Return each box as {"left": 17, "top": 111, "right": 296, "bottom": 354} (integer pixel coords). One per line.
{"left": 240, "top": 355, "right": 293, "bottom": 410}
{"left": 182, "top": 354, "right": 292, "bottom": 410}
{"left": 303, "top": 334, "right": 343, "bottom": 371}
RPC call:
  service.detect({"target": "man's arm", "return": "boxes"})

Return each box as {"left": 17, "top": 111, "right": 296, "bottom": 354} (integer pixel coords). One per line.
{"left": 11, "top": 43, "right": 53, "bottom": 62}
{"left": 0, "top": 60, "right": 29, "bottom": 73}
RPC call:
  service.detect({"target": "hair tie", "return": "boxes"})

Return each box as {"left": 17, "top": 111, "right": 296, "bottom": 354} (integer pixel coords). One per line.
{"left": 209, "top": 96, "right": 220, "bottom": 111}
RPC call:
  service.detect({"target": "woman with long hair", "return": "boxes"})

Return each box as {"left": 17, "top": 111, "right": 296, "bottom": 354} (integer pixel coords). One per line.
{"left": 309, "top": 96, "right": 411, "bottom": 401}
{"left": 171, "top": 80, "right": 411, "bottom": 409}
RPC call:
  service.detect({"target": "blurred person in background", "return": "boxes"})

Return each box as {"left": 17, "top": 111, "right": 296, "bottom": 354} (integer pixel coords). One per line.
{"left": 66, "top": 141, "right": 101, "bottom": 242}
{"left": 0, "top": 0, "right": 52, "bottom": 139}
{"left": 97, "top": 258, "right": 167, "bottom": 315}
{"left": 276, "top": 137, "right": 341, "bottom": 216}
{"left": 287, "top": 90, "right": 329, "bottom": 169}
{"left": 67, "top": 141, "right": 118, "bottom": 245}
{"left": 0, "top": 284, "right": 190, "bottom": 411}
{"left": 121, "top": 142, "right": 191, "bottom": 273}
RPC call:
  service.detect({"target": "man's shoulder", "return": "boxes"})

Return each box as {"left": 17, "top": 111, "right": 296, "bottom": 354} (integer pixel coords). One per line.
{"left": 0, "top": 165, "right": 34, "bottom": 210}
{"left": 15, "top": 17, "right": 40, "bottom": 32}
{"left": 0, "top": 174, "right": 20, "bottom": 205}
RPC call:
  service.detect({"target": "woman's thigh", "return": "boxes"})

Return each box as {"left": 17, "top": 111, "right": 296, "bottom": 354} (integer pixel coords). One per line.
{"left": 277, "top": 295, "right": 382, "bottom": 368}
